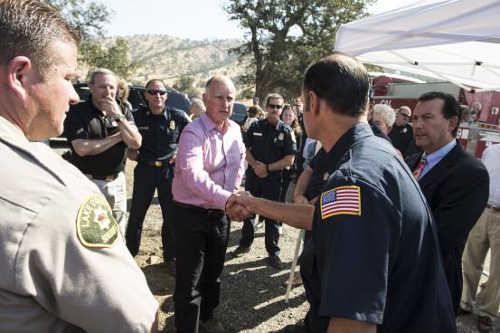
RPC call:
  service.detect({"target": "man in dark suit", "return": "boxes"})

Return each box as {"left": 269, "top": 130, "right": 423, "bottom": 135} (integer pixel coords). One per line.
{"left": 407, "top": 91, "right": 489, "bottom": 315}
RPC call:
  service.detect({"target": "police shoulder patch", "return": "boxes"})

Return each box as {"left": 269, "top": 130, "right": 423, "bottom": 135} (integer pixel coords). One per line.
{"left": 76, "top": 194, "right": 119, "bottom": 248}
{"left": 320, "top": 185, "right": 361, "bottom": 219}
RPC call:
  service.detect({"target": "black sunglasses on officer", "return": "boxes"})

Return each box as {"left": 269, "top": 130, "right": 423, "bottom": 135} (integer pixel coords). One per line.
{"left": 146, "top": 89, "right": 167, "bottom": 96}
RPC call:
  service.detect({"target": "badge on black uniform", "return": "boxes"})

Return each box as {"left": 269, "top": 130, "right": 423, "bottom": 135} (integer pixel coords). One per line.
{"left": 169, "top": 120, "right": 176, "bottom": 130}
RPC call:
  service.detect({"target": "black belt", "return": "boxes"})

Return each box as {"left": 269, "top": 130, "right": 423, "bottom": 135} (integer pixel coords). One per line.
{"left": 487, "top": 203, "right": 500, "bottom": 212}
{"left": 172, "top": 200, "right": 225, "bottom": 217}
{"left": 141, "top": 160, "right": 169, "bottom": 167}
{"left": 86, "top": 173, "right": 119, "bottom": 182}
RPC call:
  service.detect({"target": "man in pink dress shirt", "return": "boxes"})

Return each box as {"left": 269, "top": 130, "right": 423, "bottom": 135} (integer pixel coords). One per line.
{"left": 170, "top": 75, "right": 246, "bottom": 333}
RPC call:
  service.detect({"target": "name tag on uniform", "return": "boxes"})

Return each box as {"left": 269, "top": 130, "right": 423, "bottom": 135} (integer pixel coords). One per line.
{"left": 138, "top": 126, "right": 150, "bottom": 130}
{"left": 170, "top": 120, "right": 176, "bottom": 130}
{"left": 253, "top": 132, "right": 263, "bottom": 136}
{"left": 278, "top": 133, "right": 284, "bottom": 141}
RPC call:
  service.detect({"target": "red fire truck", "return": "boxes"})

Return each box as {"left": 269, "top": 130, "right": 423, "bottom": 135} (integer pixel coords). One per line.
{"left": 371, "top": 74, "right": 500, "bottom": 158}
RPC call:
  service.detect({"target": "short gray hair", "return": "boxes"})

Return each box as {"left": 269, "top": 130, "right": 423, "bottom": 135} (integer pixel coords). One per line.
{"left": 88, "top": 68, "right": 118, "bottom": 85}
{"left": 373, "top": 104, "right": 396, "bottom": 127}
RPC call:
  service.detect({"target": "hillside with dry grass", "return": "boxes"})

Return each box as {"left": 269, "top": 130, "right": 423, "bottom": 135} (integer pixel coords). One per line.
{"left": 114, "top": 35, "right": 248, "bottom": 93}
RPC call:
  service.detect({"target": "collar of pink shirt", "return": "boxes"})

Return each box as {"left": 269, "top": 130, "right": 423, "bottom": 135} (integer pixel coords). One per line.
{"left": 200, "top": 113, "right": 228, "bottom": 134}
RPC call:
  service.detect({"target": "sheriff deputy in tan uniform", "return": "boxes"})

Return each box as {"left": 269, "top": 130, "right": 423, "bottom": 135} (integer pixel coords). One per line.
{"left": 0, "top": 1, "right": 158, "bottom": 332}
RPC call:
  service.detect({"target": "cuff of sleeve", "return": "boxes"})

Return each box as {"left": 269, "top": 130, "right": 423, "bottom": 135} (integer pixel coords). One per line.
{"left": 214, "top": 190, "right": 233, "bottom": 211}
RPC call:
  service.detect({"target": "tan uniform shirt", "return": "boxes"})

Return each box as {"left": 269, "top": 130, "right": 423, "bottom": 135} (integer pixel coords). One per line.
{"left": 0, "top": 117, "right": 158, "bottom": 332}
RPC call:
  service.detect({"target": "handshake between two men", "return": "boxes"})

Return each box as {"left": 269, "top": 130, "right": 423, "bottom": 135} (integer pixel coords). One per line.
{"left": 224, "top": 191, "right": 315, "bottom": 231}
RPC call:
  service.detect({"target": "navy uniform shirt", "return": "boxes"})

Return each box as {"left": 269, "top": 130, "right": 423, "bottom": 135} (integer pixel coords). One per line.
{"left": 133, "top": 106, "right": 190, "bottom": 163}
{"left": 305, "top": 148, "right": 328, "bottom": 201}
{"left": 302, "top": 122, "right": 456, "bottom": 333}
{"left": 244, "top": 118, "right": 297, "bottom": 178}
{"left": 64, "top": 100, "right": 134, "bottom": 177}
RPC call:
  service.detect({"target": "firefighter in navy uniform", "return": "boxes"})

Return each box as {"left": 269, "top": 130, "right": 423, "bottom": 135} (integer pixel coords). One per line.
{"left": 297, "top": 122, "right": 456, "bottom": 333}
{"left": 229, "top": 53, "right": 456, "bottom": 333}
{"left": 126, "top": 79, "right": 190, "bottom": 270}
{"left": 233, "top": 93, "right": 297, "bottom": 269}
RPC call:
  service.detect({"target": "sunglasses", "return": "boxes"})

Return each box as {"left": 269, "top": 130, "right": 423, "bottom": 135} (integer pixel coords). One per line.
{"left": 268, "top": 104, "right": 283, "bottom": 109}
{"left": 146, "top": 89, "right": 167, "bottom": 96}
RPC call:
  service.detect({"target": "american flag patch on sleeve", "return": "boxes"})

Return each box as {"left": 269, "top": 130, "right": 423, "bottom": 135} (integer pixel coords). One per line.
{"left": 320, "top": 185, "right": 361, "bottom": 219}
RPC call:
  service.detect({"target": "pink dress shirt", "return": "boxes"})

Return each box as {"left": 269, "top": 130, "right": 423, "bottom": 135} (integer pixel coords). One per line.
{"left": 172, "top": 113, "right": 246, "bottom": 210}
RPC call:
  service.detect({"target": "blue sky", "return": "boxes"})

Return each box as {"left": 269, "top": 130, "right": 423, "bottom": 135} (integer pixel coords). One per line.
{"left": 99, "top": 0, "right": 423, "bottom": 40}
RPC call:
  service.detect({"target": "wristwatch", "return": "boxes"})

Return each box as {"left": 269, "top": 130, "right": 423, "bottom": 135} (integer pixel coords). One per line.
{"left": 115, "top": 114, "right": 126, "bottom": 123}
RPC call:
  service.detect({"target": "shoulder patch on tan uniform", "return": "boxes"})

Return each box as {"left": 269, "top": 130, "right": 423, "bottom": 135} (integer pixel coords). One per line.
{"left": 76, "top": 194, "right": 119, "bottom": 248}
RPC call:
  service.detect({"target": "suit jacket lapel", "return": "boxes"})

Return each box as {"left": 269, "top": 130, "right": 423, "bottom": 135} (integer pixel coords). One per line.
{"left": 418, "top": 142, "right": 462, "bottom": 189}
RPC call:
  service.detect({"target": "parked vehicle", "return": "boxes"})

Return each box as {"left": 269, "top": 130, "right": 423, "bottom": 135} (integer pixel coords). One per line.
{"left": 231, "top": 102, "right": 247, "bottom": 126}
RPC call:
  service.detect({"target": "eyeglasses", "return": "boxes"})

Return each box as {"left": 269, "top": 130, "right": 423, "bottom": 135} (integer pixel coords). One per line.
{"left": 268, "top": 104, "right": 283, "bottom": 109}
{"left": 398, "top": 112, "right": 410, "bottom": 118}
{"left": 146, "top": 89, "right": 167, "bottom": 96}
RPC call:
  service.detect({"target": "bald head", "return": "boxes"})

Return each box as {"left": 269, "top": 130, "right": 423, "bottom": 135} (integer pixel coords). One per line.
{"left": 203, "top": 75, "right": 235, "bottom": 126}
{"left": 302, "top": 52, "right": 370, "bottom": 117}
{"left": 205, "top": 75, "right": 235, "bottom": 94}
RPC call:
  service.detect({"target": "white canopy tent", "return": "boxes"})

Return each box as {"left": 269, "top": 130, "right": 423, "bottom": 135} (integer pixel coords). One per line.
{"left": 335, "top": 0, "right": 500, "bottom": 91}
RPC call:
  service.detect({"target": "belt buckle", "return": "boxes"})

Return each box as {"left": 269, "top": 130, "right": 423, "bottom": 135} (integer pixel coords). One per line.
{"left": 154, "top": 161, "right": 163, "bottom": 167}
{"left": 105, "top": 175, "right": 114, "bottom": 182}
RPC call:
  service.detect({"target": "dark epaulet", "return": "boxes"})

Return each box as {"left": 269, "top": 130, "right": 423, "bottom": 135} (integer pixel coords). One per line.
{"left": 167, "top": 106, "right": 190, "bottom": 120}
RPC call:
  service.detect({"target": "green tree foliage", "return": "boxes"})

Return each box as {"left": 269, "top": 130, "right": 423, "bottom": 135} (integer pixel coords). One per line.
{"left": 173, "top": 75, "right": 200, "bottom": 98}
{"left": 225, "top": 0, "right": 374, "bottom": 100}
{"left": 43, "top": 0, "right": 138, "bottom": 81}
{"left": 82, "top": 38, "right": 139, "bottom": 81}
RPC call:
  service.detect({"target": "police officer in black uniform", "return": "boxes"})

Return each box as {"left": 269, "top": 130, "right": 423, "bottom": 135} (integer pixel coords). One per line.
{"left": 126, "top": 79, "right": 190, "bottom": 269}
{"left": 233, "top": 93, "right": 297, "bottom": 268}
{"left": 64, "top": 69, "right": 142, "bottom": 237}
{"left": 388, "top": 105, "right": 416, "bottom": 158}
{"left": 229, "top": 53, "right": 456, "bottom": 333}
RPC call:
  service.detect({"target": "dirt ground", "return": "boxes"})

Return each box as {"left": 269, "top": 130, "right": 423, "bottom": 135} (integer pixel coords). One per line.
{"left": 123, "top": 160, "right": 495, "bottom": 333}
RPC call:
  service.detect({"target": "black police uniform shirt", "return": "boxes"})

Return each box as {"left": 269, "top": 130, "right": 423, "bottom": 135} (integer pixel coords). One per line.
{"left": 132, "top": 105, "right": 190, "bottom": 163}
{"left": 64, "top": 100, "right": 134, "bottom": 177}
{"left": 389, "top": 123, "right": 414, "bottom": 156}
{"left": 302, "top": 122, "right": 456, "bottom": 333}
{"left": 244, "top": 118, "right": 297, "bottom": 178}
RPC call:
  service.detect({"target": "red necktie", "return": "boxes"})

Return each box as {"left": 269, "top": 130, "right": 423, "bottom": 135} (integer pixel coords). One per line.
{"left": 413, "top": 156, "right": 427, "bottom": 179}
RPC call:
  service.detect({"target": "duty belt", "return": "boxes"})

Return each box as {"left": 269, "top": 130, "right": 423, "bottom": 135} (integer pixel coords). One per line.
{"left": 142, "top": 160, "right": 168, "bottom": 167}
{"left": 86, "top": 173, "right": 119, "bottom": 182}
